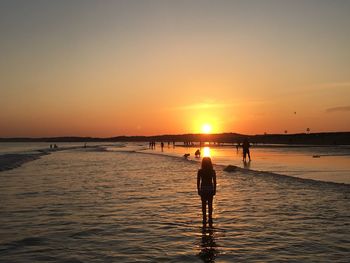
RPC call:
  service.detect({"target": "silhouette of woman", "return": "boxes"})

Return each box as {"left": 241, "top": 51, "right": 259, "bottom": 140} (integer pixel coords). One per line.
{"left": 197, "top": 157, "right": 216, "bottom": 224}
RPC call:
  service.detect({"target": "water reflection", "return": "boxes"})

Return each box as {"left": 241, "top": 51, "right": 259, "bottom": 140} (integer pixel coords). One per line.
{"left": 203, "top": 147, "right": 211, "bottom": 157}
{"left": 243, "top": 160, "right": 251, "bottom": 169}
{"left": 198, "top": 222, "right": 218, "bottom": 263}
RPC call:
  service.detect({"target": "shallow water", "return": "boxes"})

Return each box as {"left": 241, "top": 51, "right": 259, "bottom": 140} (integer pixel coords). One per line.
{"left": 140, "top": 144, "right": 350, "bottom": 184}
{"left": 0, "top": 147, "right": 349, "bottom": 262}
{"left": 0, "top": 142, "right": 113, "bottom": 155}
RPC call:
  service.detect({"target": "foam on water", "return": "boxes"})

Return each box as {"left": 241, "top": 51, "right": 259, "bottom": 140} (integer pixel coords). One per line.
{"left": 0, "top": 145, "right": 349, "bottom": 262}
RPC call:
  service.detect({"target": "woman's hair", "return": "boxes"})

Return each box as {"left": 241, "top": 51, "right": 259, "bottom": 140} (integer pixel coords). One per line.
{"left": 201, "top": 157, "right": 213, "bottom": 170}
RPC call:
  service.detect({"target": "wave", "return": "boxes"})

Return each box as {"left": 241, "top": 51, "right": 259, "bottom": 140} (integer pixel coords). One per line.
{"left": 0, "top": 145, "right": 113, "bottom": 172}
{"left": 107, "top": 147, "right": 350, "bottom": 188}
{"left": 0, "top": 152, "right": 48, "bottom": 172}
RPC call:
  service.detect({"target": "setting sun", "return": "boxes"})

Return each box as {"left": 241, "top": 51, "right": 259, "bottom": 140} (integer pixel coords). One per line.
{"left": 202, "top": 124, "right": 212, "bottom": 134}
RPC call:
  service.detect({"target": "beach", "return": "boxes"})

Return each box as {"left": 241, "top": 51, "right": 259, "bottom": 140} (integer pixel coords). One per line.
{"left": 0, "top": 144, "right": 349, "bottom": 262}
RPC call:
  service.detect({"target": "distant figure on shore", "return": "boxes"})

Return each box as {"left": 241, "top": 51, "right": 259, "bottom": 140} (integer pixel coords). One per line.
{"left": 242, "top": 138, "right": 251, "bottom": 161}
{"left": 184, "top": 153, "right": 190, "bottom": 159}
{"left": 195, "top": 149, "right": 201, "bottom": 158}
{"left": 197, "top": 157, "right": 216, "bottom": 224}
{"left": 161, "top": 142, "right": 164, "bottom": 152}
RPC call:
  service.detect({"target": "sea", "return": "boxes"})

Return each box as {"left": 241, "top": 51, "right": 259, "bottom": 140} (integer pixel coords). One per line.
{"left": 0, "top": 142, "right": 349, "bottom": 262}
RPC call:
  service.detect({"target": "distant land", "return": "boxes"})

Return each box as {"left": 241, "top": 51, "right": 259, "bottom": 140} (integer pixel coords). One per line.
{"left": 1, "top": 132, "right": 350, "bottom": 145}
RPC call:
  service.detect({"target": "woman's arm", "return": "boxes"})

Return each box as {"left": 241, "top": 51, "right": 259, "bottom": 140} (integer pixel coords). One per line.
{"left": 197, "top": 171, "right": 201, "bottom": 195}
{"left": 213, "top": 170, "right": 217, "bottom": 195}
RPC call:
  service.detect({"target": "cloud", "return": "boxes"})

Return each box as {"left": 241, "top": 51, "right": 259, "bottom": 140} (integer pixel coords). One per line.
{"left": 326, "top": 106, "right": 350, "bottom": 113}
{"left": 321, "top": 82, "right": 350, "bottom": 88}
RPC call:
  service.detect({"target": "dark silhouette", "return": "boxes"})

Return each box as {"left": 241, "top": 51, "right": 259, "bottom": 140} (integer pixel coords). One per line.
{"left": 197, "top": 157, "right": 216, "bottom": 224}
{"left": 184, "top": 153, "right": 190, "bottom": 159}
{"left": 1, "top": 132, "right": 350, "bottom": 145}
{"left": 161, "top": 142, "right": 164, "bottom": 151}
{"left": 242, "top": 138, "right": 251, "bottom": 162}
{"left": 198, "top": 224, "right": 218, "bottom": 262}
{"left": 236, "top": 142, "right": 240, "bottom": 153}
{"left": 195, "top": 149, "right": 201, "bottom": 158}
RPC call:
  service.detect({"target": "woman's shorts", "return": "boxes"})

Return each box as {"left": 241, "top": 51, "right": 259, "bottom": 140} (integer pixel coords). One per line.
{"left": 200, "top": 187, "right": 214, "bottom": 201}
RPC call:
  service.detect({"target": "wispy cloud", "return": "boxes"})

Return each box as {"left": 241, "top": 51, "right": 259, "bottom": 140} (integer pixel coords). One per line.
{"left": 321, "top": 82, "right": 350, "bottom": 88}
{"left": 326, "top": 106, "right": 350, "bottom": 113}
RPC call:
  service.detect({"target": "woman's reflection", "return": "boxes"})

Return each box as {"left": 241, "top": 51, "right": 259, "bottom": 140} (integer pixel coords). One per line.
{"left": 198, "top": 222, "right": 218, "bottom": 262}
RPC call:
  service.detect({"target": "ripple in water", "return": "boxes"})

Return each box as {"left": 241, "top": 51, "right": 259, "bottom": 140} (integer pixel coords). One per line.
{"left": 0, "top": 149, "right": 349, "bottom": 262}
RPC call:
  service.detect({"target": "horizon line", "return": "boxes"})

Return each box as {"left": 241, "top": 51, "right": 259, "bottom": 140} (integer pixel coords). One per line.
{"left": 1, "top": 131, "right": 350, "bottom": 140}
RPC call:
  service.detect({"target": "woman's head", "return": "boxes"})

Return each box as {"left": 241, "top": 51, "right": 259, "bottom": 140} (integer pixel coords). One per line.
{"left": 201, "top": 157, "right": 213, "bottom": 170}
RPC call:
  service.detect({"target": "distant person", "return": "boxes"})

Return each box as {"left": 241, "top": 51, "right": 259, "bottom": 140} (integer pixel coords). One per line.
{"left": 195, "top": 149, "right": 201, "bottom": 158}
{"left": 197, "top": 157, "right": 216, "bottom": 224}
{"left": 161, "top": 142, "right": 164, "bottom": 152}
{"left": 184, "top": 153, "right": 190, "bottom": 159}
{"left": 242, "top": 138, "right": 251, "bottom": 161}
{"left": 54, "top": 144, "right": 58, "bottom": 149}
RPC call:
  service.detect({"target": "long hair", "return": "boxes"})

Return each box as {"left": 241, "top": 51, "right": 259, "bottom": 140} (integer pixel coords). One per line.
{"left": 201, "top": 157, "right": 213, "bottom": 171}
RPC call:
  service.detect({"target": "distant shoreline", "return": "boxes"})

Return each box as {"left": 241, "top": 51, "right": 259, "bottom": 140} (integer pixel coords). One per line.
{"left": 0, "top": 145, "right": 105, "bottom": 172}
{"left": 1, "top": 132, "right": 350, "bottom": 145}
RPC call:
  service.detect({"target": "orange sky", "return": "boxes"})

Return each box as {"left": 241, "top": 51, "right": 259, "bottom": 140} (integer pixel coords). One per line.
{"left": 1, "top": 1, "right": 350, "bottom": 137}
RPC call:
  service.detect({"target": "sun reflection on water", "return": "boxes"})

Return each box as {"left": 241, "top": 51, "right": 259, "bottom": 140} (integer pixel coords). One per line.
{"left": 203, "top": 147, "right": 211, "bottom": 157}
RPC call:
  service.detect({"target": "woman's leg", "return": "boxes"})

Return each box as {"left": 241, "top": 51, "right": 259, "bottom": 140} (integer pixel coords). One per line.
{"left": 208, "top": 196, "right": 213, "bottom": 222}
{"left": 201, "top": 198, "right": 207, "bottom": 222}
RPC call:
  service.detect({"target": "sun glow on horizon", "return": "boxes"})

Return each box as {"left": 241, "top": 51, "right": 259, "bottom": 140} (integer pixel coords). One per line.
{"left": 201, "top": 124, "right": 212, "bottom": 134}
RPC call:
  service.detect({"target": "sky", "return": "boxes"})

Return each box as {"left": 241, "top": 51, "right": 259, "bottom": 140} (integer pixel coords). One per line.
{"left": 1, "top": 0, "right": 350, "bottom": 137}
